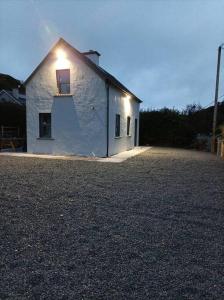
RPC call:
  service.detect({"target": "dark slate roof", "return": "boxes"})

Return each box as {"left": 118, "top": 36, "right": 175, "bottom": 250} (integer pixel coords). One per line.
{"left": 24, "top": 38, "right": 142, "bottom": 103}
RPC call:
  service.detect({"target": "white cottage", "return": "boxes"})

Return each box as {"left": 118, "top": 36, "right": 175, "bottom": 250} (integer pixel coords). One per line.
{"left": 25, "top": 38, "right": 141, "bottom": 157}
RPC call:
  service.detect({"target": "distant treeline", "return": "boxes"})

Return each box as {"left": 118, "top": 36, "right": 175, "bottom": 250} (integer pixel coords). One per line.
{"left": 139, "top": 102, "right": 224, "bottom": 148}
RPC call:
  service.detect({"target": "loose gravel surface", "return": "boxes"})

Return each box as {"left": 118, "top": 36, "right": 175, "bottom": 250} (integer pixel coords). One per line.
{"left": 0, "top": 147, "right": 224, "bottom": 300}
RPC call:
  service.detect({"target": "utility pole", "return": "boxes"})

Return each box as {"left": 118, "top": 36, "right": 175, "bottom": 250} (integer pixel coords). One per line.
{"left": 211, "top": 45, "right": 223, "bottom": 153}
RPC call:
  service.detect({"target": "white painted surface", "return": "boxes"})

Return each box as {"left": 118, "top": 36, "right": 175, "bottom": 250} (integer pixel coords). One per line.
{"left": 26, "top": 42, "right": 140, "bottom": 157}
{"left": 97, "top": 147, "right": 149, "bottom": 163}
{"left": 26, "top": 44, "right": 107, "bottom": 157}
{"left": 108, "top": 85, "right": 140, "bottom": 156}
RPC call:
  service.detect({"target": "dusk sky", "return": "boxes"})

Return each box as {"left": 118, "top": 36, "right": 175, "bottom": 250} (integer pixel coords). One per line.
{"left": 1, "top": 0, "right": 224, "bottom": 109}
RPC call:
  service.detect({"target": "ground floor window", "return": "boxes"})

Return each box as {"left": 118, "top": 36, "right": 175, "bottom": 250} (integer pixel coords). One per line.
{"left": 127, "top": 116, "right": 131, "bottom": 135}
{"left": 39, "top": 113, "right": 51, "bottom": 138}
{"left": 115, "top": 114, "right": 120, "bottom": 137}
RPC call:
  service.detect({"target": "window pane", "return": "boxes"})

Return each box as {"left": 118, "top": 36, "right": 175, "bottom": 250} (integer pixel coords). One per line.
{"left": 115, "top": 114, "right": 120, "bottom": 137}
{"left": 60, "top": 83, "right": 70, "bottom": 94}
{"left": 127, "top": 116, "right": 131, "bottom": 135}
{"left": 39, "top": 113, "right": 51, "bottom": 138}
{"left": 56, "top": 69, "right": 70, "bottom": 94}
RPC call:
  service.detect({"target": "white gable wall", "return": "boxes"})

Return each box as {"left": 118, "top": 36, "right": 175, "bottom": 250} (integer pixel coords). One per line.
{"left": 108, "top": 85, "right": 140, "bottom": 156}
{"left": 26, "top": 45, "right": 107, "bottom": 157}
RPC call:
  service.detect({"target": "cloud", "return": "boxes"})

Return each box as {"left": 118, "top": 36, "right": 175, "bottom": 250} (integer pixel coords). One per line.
{"left": 1, "top": 0, "right": 224, "bottom": 109}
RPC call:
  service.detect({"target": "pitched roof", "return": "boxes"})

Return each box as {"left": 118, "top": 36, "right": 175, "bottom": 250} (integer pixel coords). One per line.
{"left": 0, "top": 90, "right": 24, "bottom": 106}
{"left": 24, "top": 38, "right": 142, "bottom": 103}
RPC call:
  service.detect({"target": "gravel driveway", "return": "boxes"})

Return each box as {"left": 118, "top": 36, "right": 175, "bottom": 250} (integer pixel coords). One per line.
{"left": 0, "top": 147, "right": 224, "bottom": 299}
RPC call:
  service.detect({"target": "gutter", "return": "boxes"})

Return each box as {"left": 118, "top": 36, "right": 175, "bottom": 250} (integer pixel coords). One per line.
{"left": 106, "top": 80, "right": 110, "bottom": 157}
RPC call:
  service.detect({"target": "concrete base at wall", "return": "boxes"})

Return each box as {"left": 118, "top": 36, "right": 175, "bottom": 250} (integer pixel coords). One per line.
{"left": 0, "top": 147, "right": 150, "bottom": 163}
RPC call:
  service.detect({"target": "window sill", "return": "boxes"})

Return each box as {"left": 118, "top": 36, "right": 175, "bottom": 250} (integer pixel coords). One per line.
{"left": 115, "top": 136, "right": 122, "bottom": 139}
{"left": 37, "top": 137, "right": 54, "bottom": 140}
{"left": 54, "top": 94, "right": 73, "bottom": 97}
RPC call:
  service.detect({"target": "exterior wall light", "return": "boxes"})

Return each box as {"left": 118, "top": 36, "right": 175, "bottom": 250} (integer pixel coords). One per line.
{"left": 124, "top": 94, "right": 131, "bottom": 115}
{"left": 55, "top": 48, "right": 70, "bottom": 69}
{"left": 56, "top": 49, "right": 66, "bottom": 60}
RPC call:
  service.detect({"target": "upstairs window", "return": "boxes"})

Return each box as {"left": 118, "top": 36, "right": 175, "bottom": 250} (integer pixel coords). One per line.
{"left": 56, "top": 69, "right": 70, "bottom": 94}
{"left": 39, "top": 113, "right": 51, "bottom": 138}
{"left": 115, "top": 114, "right": 120, "bottom": 137}
{"left": 127, "top": 116, "right": 131, "bottom": 135}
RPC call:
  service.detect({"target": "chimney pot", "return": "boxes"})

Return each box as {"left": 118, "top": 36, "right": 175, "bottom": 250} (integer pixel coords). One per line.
{"left": 83, "top": 50, "right": 101, "bottom": 65}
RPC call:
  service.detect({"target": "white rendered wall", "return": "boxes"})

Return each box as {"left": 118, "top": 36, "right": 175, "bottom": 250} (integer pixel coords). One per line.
{"left": 108, "top": 85, "right": 140, "bottom": 156}
{"left": 26, "top": 45, "right": 107, "bottom": 157}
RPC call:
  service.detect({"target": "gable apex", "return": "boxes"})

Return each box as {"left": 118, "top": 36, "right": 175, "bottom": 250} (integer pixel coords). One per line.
{"left": 24, "top": 38, "right": 142, "bottom": 103}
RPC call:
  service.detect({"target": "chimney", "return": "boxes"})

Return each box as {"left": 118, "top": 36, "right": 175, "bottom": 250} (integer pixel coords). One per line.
{"left": 83, "top": 50, "right": 101, "bottom": 65}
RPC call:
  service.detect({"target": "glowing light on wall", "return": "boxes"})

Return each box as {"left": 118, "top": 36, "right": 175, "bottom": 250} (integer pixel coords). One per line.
{"left": 56, "top": 49, "right": 66, "bottom": 60}
{"left": 55, "top": 48, "right": 70, "bottom": 69}
{"left": 124, "top": 94, "right": 131, "bottom": 115}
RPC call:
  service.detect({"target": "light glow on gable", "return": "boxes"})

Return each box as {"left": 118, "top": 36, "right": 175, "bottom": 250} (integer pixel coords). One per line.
{"left": 55, "top": 48, "right": 70, "bottom": 69}
{"left": 56, "top": 49, "right": 66, "bottom": 60}
{"left": 124, "top": 94, "right": 131, "bottom": 115}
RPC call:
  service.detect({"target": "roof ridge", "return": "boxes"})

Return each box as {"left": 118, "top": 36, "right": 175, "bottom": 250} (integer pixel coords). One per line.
{"left": 24, "top": 38, "right": 142, "bottom": 103}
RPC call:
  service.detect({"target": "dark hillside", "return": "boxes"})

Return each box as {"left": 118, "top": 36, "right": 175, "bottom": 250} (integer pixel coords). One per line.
{"left": 0, "top": 73, "right": 25, "bottom": 94}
